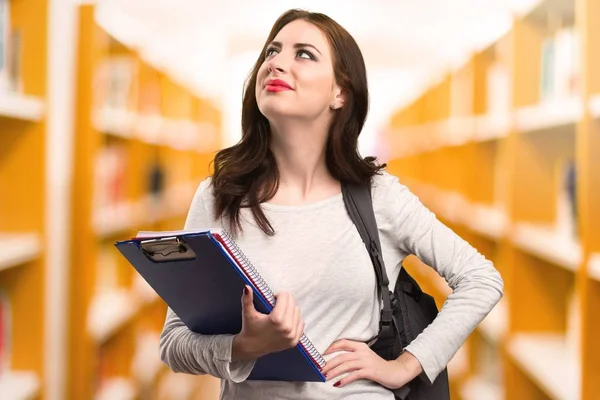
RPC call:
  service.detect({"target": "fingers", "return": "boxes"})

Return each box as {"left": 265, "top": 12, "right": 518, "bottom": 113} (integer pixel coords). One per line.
{"left": 325, "top": 360, "right": 362, "bottom": 382}
{"left": 241, "top": 285, "right": 257, "bottom": 318}
{"left": 270, "top": 292, "right": 303, "bottom": 346}
{"left": 270, "top": 292, "right": 291, "bottom": 324}
{"left": 321, "top": 352, "right": 356, "bottom": 375}
{"left": 324, "top": 339, "right": 366, "bottom": 355}
{"left": 333, "top": 369, "right": 367, "bottom": 388}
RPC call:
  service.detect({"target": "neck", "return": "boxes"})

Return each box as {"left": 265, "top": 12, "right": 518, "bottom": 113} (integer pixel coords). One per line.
{"left": 269, "top": 118, "right": 337, "bottom": 201}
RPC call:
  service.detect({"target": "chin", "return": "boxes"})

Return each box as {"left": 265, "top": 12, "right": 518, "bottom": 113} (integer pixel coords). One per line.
{"left": 257, "top": 98, "right": 298, "bottom": 119}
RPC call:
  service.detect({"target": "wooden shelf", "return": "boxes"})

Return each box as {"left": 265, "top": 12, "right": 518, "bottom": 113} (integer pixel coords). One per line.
{"left": 385, "top": 1, "right": 597, "bottom": 398}
{"left": 460, "top": 376, "right": 503, "bottom": 400}
{"left": 588, "top": 253, "right": 600, "bottom": 282}
{"left": 473, "top": 114, "right": 511, "bottom": 142}
{"left": 87, "top": 289, "right": 140, "bottom": 343}
{"left": 0, "top": 371, "right": 40, "bottom": 400}
{"left": 515, "top": 98, "right": 582, "bottom": 134}
{"left": 589, "top": 94, "right": 600, "bottom": 118}
{"left": 93, "top": 202, "right": 137, "bottom": 238}
{"left": 92, "top": 107, "right": 135, "bottom": 139}
{"left": 0, "top": 233, "right": 41, "bottom": 272}
{"left": 479, "top": 296, "right": 508, "bottom": 344}
{"left": 134, "top": 113, "right": 163, "bottom": 145}
{"left": 94, "top": 378, "right": 137, "bottom": 400}
{"left": 506, "top": 333, "right": 580, "bottom": 400}
{"left": 512, "top": 223, "right": 581, "bottom": 271}
{"left": 131, "top": 332, "right": 162, "bottom": 385}
{"left": 441, "top": 116, "right": 475, "bottom": 147}
{"left": 0, "top": 92, "right": 45, "bottom": 122}
{"left": 463, "top": 203, "right": 508, "bottom": 240}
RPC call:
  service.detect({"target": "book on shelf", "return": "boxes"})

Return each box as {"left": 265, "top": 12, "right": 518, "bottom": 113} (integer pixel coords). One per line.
{"left": 540, "top": 27, "right": 580, "bottom": 103}
{"left": 555, "top": 157, "right": 578, "bottom": 241}
{"left": 93, "top": 55, "right": 138, "bottom": 115}
{"left": 92, "top": 143, "right": 129, "bottom": 214}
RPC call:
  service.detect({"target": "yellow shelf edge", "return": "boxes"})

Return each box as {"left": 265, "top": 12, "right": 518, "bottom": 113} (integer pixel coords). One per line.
{"left": 408, "top": 181, "right": 508, "bottom": 240}
{"left": 93, "top": 107, "right": 216, "bottom": 153}
{"left": 87, "top": 289, "right": 141, "bottom": 343}
{"left": 0, "top": 233, "right": 42, "bottom": 272}
{"left": 589, "top": 93, "right": 600, "bottom": 119}
{"left": 94, "top": 377, "right": 138, "bottom": 400}
{"left": 92, "top": 107, "right": 135, "bottom": 139}
{"left": 0, "top": 371, "right": 41, "bottom": 400}
{"left": 506, "top": 333, "right": 580, "bottom": 400}
{"left": 131, "top": 332, "right": 163, "bottom": 386}
{"left": 0, "top": 92, "right": 45, "bottom": 122}
{"left": 93, "top": 202, "right": 138, "bottom": 238}
{"left": 588, "top": 253, "right": 600, "bottom": 282}
{"left": 514, "top": 97, "right": 582, "bottom": 134}
{"left": 459, "top": 375, "right": 504, "bottom": 400}
{"left": 511, "top": 222, "right": 582, "bottom": 271}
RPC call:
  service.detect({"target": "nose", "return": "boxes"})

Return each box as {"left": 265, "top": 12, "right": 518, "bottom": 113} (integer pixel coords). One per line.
{"left": 267, "top": 56, "right": 285, "bottom": 74}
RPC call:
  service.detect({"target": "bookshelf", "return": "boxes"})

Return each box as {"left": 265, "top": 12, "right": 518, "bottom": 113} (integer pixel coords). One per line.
{"left": 66, "top": 4, "right": 223, "bottom": 399}
{"left": 0, "top": 0, "right": 47, "bottom": 398}
{"left": 384, "top": 0, "right": 598, "bottom": 398}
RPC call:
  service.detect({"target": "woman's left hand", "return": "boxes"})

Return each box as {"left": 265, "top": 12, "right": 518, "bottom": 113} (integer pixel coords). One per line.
{"left": 322, "top": 339, "right": 422, "bottom": 389}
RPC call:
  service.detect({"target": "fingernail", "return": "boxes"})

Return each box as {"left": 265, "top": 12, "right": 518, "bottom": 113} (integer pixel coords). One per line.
{"left": 243, "top": 286, "right": 249, "bottom": 295}
{"left": 333, "top": 382, "right": 340, "bottom": 387}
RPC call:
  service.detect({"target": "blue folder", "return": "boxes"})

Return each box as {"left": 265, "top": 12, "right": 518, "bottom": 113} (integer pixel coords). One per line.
{"left": 114, "top": 229, "right": 326, "bottom": 382}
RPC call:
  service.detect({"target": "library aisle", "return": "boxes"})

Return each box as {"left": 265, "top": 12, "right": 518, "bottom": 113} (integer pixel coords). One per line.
{"left": 0, "top": 0, "right": 598, "bottom": 399}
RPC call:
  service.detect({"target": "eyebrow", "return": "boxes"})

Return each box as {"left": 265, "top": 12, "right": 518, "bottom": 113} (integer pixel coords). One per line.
{"left": 269, "top": 41, "right": 322, "bottom": 55}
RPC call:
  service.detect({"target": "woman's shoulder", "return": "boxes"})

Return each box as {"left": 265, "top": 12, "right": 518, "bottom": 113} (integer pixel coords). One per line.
{"left": 188, "top": 177, "right": 215, "bottom": 211}
{"left": 370, "top": 169, "right": 424, "bottom": 217}
{"left": 371, "top": 169, "right": 409, "bottom": 198}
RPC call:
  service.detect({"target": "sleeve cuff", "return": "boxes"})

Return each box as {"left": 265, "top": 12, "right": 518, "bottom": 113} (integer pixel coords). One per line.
{"left": 204, "top": 335, "right": 256, "bottom": 383}
{"left": 404, "top": 340, "right": 439, "bottom": 385}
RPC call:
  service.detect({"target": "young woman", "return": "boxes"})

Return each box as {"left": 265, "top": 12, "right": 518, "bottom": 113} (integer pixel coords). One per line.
{"left": 159, "top": 8, "right": 504, "bottom": 400}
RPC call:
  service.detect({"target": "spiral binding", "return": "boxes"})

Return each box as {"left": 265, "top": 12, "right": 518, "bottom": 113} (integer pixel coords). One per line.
{"left": 214, "top": 229, "right": 326, "bottom": 369}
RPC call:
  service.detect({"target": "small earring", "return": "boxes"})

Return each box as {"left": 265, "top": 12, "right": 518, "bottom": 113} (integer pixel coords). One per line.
{"left": 330, "top": 102, "right": 338, "bottom": 109}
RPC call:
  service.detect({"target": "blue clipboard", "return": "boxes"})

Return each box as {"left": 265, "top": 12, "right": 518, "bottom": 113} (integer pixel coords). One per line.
{"left": 114, "top": 229, "right": 326, "bottom": 382}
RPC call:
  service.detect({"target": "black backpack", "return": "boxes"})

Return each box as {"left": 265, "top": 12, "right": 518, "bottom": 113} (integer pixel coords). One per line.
{"left": 341, "top": 181, "right": 451, "bottom": 400}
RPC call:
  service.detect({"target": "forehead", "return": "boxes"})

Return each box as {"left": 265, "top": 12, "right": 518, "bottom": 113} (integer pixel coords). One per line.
{"left": 273, "top": 19, "right": 330, "bottom": 50}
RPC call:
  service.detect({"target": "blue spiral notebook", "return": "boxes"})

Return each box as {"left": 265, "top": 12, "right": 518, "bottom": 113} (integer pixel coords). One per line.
{"left": 114, "top": 228, "right": 326, "bottom": 382}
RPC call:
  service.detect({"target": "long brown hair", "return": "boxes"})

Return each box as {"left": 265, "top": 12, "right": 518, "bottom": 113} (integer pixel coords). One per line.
{"left": 211, "top": 9, "right": 385, "bottom": 236}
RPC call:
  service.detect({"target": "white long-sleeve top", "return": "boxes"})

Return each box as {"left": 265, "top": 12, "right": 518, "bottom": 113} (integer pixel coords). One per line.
{"left": 159, "top": 171, "right": 504, "bottom": 399}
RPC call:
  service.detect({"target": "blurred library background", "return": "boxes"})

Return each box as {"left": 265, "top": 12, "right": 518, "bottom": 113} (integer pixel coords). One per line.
{"left": 0, "top": 0, "right": 599, "bottom": 399}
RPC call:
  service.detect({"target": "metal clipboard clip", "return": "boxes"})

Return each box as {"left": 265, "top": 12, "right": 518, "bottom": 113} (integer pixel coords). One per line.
{"left": 139, "top": 236, "right": 197, "bottom": 262}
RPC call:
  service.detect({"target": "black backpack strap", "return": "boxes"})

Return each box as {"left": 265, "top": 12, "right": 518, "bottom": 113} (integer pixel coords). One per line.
{"left": 341, "top": 181, "right": 394, "bottom": 337}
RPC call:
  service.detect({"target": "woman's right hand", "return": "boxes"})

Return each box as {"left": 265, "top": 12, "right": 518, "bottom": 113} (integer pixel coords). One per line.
{"left": 232, "top": 285, "right": 305, "bottom": 361}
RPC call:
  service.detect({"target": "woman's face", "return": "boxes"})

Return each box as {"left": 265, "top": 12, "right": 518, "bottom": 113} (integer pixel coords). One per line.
{"left": 255, "top": 19, "right": 343, "bottom": 122}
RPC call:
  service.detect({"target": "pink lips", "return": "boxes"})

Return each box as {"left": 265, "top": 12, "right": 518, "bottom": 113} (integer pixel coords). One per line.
{"left": 265, "top": 78, "right": 292, "bottom": 92}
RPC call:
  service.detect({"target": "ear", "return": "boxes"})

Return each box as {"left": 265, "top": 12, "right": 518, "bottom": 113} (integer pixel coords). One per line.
{"left": 330, "top": 86, "right": 346, "bottom": 110}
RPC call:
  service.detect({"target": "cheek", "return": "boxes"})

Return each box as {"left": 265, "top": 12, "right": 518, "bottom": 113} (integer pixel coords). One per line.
{"left": 255, "top": 64, "right": 268, "bottom": 98}
{"left": 302, "top": 72, "right": 335, "bottom": 103}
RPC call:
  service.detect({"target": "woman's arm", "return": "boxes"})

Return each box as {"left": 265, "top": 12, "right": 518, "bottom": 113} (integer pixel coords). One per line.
{"left": 388, "top": 176, "right": 504, "bottom": 384}
{"left": 158, "top": 179, "right": 256, "bottom": 381}
{"left": 160, "top": 308, "right": 256, "bottom": 381}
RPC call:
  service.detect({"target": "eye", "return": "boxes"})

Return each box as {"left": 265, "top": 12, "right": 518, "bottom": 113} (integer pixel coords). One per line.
{"left": 297, "top": 49, "right": 315, "bottom": 60}
{"left": 265, "top": 47, "right": 279, "bottom": 58}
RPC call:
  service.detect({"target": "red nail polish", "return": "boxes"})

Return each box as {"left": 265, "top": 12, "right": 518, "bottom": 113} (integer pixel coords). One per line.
{"left": 243, "top": 287, "right": 249, "bottom": 295}
{"left": 333, "top": 382, "right": 340, "bottom": 387}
